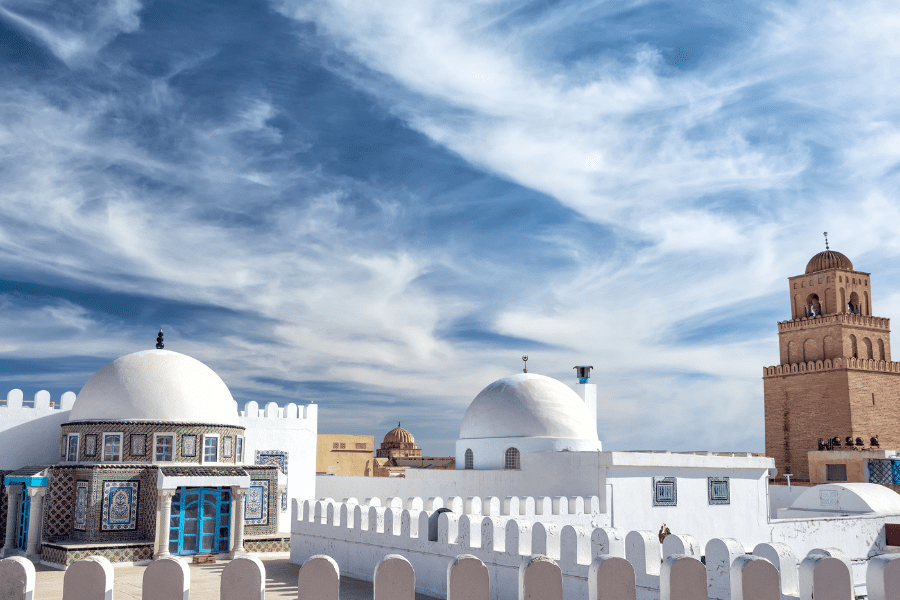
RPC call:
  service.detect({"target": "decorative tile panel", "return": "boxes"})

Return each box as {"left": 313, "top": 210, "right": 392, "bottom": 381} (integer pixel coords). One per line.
{"left": 652, "top": 476, "right": 677, "bottom": 506}
{"left": 182, "top": 435, "right": 197, "bottom": 457}
{"left": 707, "top": 477, "right": 730, "bottom": 505}
{"left": 84, "top": 434, "right": 98, "bottom": 457}
{"left": 101, "top": 481, "right": 139, "bottom": 531}
{"left": 74, "top": 481, "right": 89, "bottom": 530}
{"left": 223, "top": 436, "right": 233, "bottom": 458}
{"left": 255, "top": 450, "right": 288, "bottom": 474}
{"left": 245, "top": 480, "right": 269, "bottom": 525}
{"left": 244, "top": 537, "right": 290, "bottom": 553}
{"left": 130, "top": 434, "right": 146, "bottom": 457}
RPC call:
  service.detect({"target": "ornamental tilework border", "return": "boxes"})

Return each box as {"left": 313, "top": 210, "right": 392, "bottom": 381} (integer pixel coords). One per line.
{"left": 244, "top": 537, "right": 290, "bottom": 553}
{"left": 41, "top": 543, "right": 153, "bottom": 567}
{"left": 255, "top": 450, "right": 288, "bottom": 475}
{"left": 60, "top": 421, "right": 245, "bottom": 464}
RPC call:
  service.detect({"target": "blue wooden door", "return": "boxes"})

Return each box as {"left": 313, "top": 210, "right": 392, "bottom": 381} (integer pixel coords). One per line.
{"left": 169, "top": 487, "right": 231, "bottom": 555}
{"left": 15, "top": 489, "right": 29, "bottom": 552}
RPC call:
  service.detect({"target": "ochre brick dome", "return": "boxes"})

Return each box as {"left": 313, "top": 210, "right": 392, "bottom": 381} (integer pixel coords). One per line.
{"left": 806, "top": 250, "right": 853, "bottom": 274}
{"left": 384, "top": 425, "right": 414, "bottom": 445}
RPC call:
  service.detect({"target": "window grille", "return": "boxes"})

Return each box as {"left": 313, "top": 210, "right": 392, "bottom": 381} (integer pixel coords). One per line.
{"left": 464, "top": 449, "right": 473, "bottom": 470}
{"left": 356, "top": 443, "right": 367, "bottom": 449}
{"left": 504, "top": 447, "right": 520, "bottom": 470}
{"left": 826, "top": 463, "right": 847, "bottom": 481}
{"left": 340, "top": 442, "right": 346, "bottom": 449}
{"left": 204, "top": 436, "right": 218, "bottom": 463}
{"left": 103, "top": 434, "right": 121, "bottom": 462}
{"left": 155, "top": 435, "right": 174, "bottom": 462}
{"left": 333, "top": 442, "right": 340, "bottom": 450}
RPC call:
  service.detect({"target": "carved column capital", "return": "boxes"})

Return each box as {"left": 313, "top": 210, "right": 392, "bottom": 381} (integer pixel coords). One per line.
{"left": 27, "top": 486, "right": 47, "bottom": 499}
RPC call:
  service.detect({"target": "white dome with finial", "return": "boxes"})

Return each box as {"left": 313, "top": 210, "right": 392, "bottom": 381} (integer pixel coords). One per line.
{"left": 69, "top": 349, "right": 239, "bottom": 425}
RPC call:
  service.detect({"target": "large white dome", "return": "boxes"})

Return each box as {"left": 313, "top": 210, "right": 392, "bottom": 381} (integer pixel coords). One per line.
{"left": 459, "top": 373, "right": 598, "bottom": 441}
{"left": 69, "top": 349, "right": 239, "bottom": 426}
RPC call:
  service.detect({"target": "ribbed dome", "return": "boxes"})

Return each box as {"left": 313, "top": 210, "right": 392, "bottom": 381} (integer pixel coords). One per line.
{"left": 384, "top": 425, "right": 414, "bottom": 445}
{"left": 69, "top": 349, "right": 239, "bottom": 426}
{"left": 460, "top": 373, "right": 598, "bottom": 441}
{"left": 806, "top": 250, "right": 853, "bottom": 273}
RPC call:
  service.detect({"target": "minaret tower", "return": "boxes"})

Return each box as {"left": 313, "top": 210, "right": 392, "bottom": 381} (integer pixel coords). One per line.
{"left": 764, "top": 234, "right": 897, "bottom": 481}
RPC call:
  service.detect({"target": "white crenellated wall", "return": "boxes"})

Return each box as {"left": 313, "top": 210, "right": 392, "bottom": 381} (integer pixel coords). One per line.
{"left": 0, "top": 389, "right": 76, "bottom": 470}
{"left": 238, "top": 401, "right": 318, "bottom": 532}
{"left": 316, "top": 450, "right": 774, "bottom": 547}
{"left": 291, "top": 496, "right": 900, "bottom": 599}
{"left": 9, "top": 548, "right": 900, "bottom": 600}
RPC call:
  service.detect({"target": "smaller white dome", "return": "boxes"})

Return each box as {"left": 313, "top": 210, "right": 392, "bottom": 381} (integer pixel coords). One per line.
{"left": 70, "top": 349, "right": 239, "bottom": 426}
{"left": 460, "top": 373, "right": 598, "bottom": 441}
{"left": 788, "top": 483, "right": 900, "bottom": 515}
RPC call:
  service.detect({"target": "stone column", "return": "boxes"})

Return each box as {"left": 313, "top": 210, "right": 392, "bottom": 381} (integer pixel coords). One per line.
{"left": 1, "top": 484, "right": 20, "bottom": 557}
{"left": 25, "top": 486, "right": 47, "bottom": 559}
{"left": 155, "top": 490, "right": 176, "bottom": 559}
{"left": 230, "top": 487, "right": 248, "bottom": 557}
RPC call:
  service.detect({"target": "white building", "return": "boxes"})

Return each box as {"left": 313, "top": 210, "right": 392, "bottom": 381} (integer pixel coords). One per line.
{"left": 294, "top": 368, "right": 900, "bottom": 598}
{"left": 0, "top": 343, "right": 317, "bottom": 567}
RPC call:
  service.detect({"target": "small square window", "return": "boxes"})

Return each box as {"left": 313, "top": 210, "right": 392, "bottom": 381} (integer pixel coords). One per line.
{"left": 203, "top": 436, "right": 218, "bottom": 463}
{"left": 332, "top": 442, "right": 339, "bottom": 450}
{"left": 827, "top": 464, "right": 848, "bottom": 481}
{"left": 103, "top": 434, "right": 122, "bottom": 462}
{"left": 155, "top": 435, "right": 174, "bottom": 462}
{"left": 653, "top": 477, "right": 677, "bottom": 506}
{"left": 708, "top": 477, "right": 730, "bottom": 505}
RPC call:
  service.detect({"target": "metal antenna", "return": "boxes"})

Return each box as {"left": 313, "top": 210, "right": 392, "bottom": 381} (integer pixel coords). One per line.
{"left": 522, "top": 355, "right": 528, "bottom": 373}
{"left": 156, "top": 329, "right": 164, "bottom": 349}
{"left": 824, "top": 231, "right": 829, "bottom": 250}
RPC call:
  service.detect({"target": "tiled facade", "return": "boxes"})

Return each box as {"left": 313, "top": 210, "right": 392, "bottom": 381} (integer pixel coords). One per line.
{"left": 41, "top": 542, "right": 154, "bottom": 566}
{"left": 45, "top": 465, "right": 158, "bottom": 544}
{"left": 0, "top": 470, "right": 8, "bottom": 545}
{"left": 60, "top": 421, "right": 245, "bottom": 465}
{"left": 244, "top": 537, "right": 290, "bottom": 553}
{"left": 244, "top": 466, "right": 278, "bottom": 536}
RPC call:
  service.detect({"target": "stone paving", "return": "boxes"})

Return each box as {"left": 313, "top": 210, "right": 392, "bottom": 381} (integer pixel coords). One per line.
{"left": 31, "top": 557, "right": 439, "bottom": 600}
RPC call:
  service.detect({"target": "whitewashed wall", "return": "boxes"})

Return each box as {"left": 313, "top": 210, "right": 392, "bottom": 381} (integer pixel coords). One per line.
{"left": 239, "top": 401, "right": 318, "bottom": 532}
{"left": 0, "top": 390, "right": 75, "bottom": 470}
{"left": 316, "top": 450, "right": 775, "bottom": 548}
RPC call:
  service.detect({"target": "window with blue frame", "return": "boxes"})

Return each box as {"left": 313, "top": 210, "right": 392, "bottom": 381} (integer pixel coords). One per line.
{"left": 155, "top": 435, "right": 174, "bottom": 462}
{"left": 103, "top": 433, "right": 122, "bottom": 462}
{"left": 203, "top": 436, "right": 218, "bottom": 463}
{"left": 66, "top": 434, "right": 79, "bottom": 462}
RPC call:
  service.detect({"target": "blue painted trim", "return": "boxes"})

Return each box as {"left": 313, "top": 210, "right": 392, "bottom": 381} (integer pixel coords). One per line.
{"left": 3, "top": 476, "right": 48, "bottom": 487}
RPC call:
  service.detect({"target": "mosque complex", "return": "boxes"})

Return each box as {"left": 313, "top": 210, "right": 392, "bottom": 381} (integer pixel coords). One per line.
{"left": 3, "top": 242, "right": 900, "bottom": 596}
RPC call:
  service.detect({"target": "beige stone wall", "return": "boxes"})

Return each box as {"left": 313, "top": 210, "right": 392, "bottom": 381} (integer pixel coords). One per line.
{"left": 807, "top": 451, "right": 870, "bottom": 484}
{"left": 764, "top": 370, "right": 852, "bottom": 481}
{"left": 315, "top": 434, "right": 374, "bottom": 476}
{"left": 777, "top": 318, "right": 891, "bottom": 364}
{"left": 787, "top": 269, "right": 872, "bottom": 319}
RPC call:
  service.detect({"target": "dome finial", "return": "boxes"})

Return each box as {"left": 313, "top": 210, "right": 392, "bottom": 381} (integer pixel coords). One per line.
{"left": 522, "top": 355, "right": 528, "bottom": 373}
{"left": 156, "top": 329, "right": 164, "bottom": 349}
{"left": 824, "top": 231, "right": 829, "bottom": 250}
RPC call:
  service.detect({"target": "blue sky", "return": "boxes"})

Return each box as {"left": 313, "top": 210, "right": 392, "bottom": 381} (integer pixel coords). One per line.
{"left": 2, "top": 0, "right": 900, "bottom": 456}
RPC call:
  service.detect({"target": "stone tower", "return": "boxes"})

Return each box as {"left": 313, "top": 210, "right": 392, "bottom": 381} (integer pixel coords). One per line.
{"left": 764, "top": 246, "right": 900, "bottom": 481}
